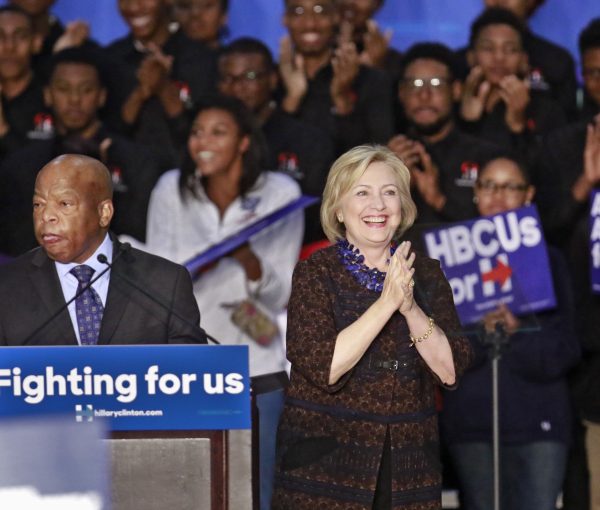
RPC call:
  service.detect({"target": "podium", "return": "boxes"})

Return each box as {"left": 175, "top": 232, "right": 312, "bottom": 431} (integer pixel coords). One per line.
{"left": 0, "top": 345, "right": 252, "bottom": 510}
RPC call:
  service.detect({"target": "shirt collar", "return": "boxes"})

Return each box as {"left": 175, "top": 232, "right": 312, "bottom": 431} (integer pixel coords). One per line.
{"left": 54, "top": 234, "right": 113, "bottom": 279}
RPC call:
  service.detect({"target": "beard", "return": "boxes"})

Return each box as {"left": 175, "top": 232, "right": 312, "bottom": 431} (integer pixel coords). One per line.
{"left": 407, "top": 111, "right": 452, "bottom": 138}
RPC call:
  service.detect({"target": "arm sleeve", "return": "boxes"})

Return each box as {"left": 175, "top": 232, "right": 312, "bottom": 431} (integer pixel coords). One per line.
{"left": 285, "top": 258, "right": 352, "bottom": 393}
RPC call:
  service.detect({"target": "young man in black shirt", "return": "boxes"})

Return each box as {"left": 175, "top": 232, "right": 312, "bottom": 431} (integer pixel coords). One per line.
{"left": 217, "top": 37, "right": 334, "bottom": 243}
{"left": 456, "top": 0, "right": 577, "bottom": 119}
{"left": 0, "top": 47, "right": 166, "bottom": 256}
{"left": 388, "top": 43, "right": 505, "bottom": 230}
{"left": 459, "top": 8, "right": 565, "bottom": 166}
{"left": 0, "top": 5, "right": 49, "bottom": 158}
{"left": 280, "top": 0, "right": 393, "bottom": 155}
{"left": 535, "top": 18, "right": 600, "bottom": 249}
{"left": 336, "top": 0, "right": 402, "bottom": 86}
{"left": 105, "top": 0, "right": 217, "bottom": 167}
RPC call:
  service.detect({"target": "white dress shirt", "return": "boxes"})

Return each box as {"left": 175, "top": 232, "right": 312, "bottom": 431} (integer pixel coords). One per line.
{"left": 55, "top": 234, "right": 113, "bottom": 344}
{"left": 145, "top": 170, "right": 304, "bottom": 376}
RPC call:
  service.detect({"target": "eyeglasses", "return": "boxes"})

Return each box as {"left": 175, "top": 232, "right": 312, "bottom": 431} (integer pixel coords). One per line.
{"left": 476, "top": 181, "right": 528, "bottom": 194}
{"left": 401, "top": 77, "right": 450, "bottom": 93}
{"left": 219, "top": 70, "right": 269, "bottom": 86}
{"left": 286, "top": 3, "right": 335, "bottom": 18}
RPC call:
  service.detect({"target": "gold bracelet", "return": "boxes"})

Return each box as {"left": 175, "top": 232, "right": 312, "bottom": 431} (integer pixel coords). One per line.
{"left": 409, "top": 316, "right": 435, "bottom": 347}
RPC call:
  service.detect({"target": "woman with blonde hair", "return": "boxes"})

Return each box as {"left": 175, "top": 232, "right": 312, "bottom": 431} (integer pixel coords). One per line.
{"left": 272, "top": 144, "right": 473, "bottom": 509}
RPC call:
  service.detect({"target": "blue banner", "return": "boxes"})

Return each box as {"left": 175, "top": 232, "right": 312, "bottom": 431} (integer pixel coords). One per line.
{"left": 590, "top": 190, "right": 600, "bottom": 294}
{"left": 0, "top": 345, "right": 250, "bottom": 431}
{"left": 184, "top": 194, "right": 318, "bottom": 275}
{"left": 423, "top": 205, "right": 556, "bottom": 325}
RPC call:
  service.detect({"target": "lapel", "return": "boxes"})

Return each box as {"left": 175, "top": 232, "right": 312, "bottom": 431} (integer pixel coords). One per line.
{"left": 29, "top": 249, "right": 78, "bottom": 345}
{"left": 98, "top": 237, "right": 131, "bottom": 344}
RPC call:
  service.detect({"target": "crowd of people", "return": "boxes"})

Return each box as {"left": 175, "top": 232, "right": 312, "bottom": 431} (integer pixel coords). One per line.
{"left": 0, "top": 0, "right": 599, "bottom": 509}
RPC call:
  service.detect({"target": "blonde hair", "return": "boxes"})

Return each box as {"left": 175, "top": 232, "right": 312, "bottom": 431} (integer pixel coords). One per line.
{"left": 320, "top": 145, "right": 417, "bottom": 242}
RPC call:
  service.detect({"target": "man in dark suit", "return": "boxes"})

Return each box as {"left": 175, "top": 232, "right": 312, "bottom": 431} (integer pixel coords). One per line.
{"left": 0, "top": 154, "right": 208, "bottom": 346}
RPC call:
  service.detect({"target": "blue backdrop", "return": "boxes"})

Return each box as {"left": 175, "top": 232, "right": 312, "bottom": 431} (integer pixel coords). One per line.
{"left": 3, "top": 1, "right": 599, "bottom": 75}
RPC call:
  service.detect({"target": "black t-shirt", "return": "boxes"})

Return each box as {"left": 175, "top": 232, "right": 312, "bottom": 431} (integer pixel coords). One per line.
{"left": 0, "top": 76, "right": 49, "bottom": 158}
{"left": 418, "top": 127, "right": 507, "bottom": 224}
{"left": 287, "top": 63, "right": 394, "bottom": 156}
{"left": 534, "top": 121, "right": 587, "bottom": 249}
{"left": 455, "top": 29, "right": 577, "bottom": 120}
{"left": 459, "top": 91, "right": 566, "bottom": 168}
{"left": 262, "top": 108, "right": 335, "bottom": 244}
{"left": 104, "top": 30, "right": 218, "bottom": 167}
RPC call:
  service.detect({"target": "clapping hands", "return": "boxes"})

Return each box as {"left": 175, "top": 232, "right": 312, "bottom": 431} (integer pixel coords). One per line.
{"left": 381, "top": 241, "right": 416, "bottom": 314}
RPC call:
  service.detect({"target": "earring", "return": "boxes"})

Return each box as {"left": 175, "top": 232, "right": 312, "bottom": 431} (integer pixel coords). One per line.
{"left": 337, "top": 214, "right": 343, "bottom": 222}
{"left": 473, "top": 196, "right": 479, "bottom": 204}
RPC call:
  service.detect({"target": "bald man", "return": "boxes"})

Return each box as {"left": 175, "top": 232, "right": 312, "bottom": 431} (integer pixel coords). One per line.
{"left": 0, "top": 154, "right": 207, "bottom": 346}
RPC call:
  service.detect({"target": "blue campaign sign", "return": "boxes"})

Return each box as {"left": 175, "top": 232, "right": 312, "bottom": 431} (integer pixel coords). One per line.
{"left": 423, "top": 205, "right": 556, "bottom": 325}
{"left": 0, "top": 345, "right": 250, "bottom": 431}
{"left": 590, "top": 190, "right": 600, "bottom": 294}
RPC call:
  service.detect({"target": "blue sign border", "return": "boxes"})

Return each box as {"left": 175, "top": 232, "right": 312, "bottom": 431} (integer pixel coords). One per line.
{"left": 0, "top": 345, "right": 250, "bottom": 431}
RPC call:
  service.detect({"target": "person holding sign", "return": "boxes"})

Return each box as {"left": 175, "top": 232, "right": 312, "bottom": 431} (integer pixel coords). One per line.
{"left": 144, "top": 95, "right": 303, "bottom": 510}
{"left": 440, "top": 156, "right": 580, "bottom": 510}
{"left": 272, "top": 145, "right": 473, "bottom": 508}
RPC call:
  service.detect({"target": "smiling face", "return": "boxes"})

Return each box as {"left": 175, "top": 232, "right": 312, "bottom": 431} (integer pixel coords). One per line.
{"left": 218, "top": 52, "right": 276, "bottom": 113}
{"left": 284, "top": 0, "right": 337, "bottom": 57}
{"left": 187, "top": 107, "right": 249, "bottom": 177}
{"left": 118, "top": 0, "right": 167, "bottom": 43}
{"left": 474, "top": 157, "right": 534, "bottom": 216}
{"left": 399, "top": 58, "right": 458, "bottom": 137}
{"left": 337, "top": 161, "right": 402, "bottom": 250}
{"left": 44, "top": 62, "right": 106, "bottom": 136}
{"left": 469, "top": 23, "right": 527, "bottom": 85}
{"left": 33, "top": 156, "right": 113, "bottom": 264}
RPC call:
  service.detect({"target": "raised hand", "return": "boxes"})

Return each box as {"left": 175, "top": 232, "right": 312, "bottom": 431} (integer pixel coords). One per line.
{"left": 136, "top": 45, "right": 173, "bottom": 99}
{"left": 387, "top": 135, "right": 423, "bottom": 174}
{"left": 52, "top": 20, "right": 89, "bottom": 53}
{"left": 359, "top": 19, "right": 392, "bottom": 68}
{"left": 499, "top": 74, "right": 529, "bottom": 133}
{"left": 571, "top": 115, "right": 600, "bottom": 201}
{"left": 331, "top": 41, "right": 359, "bottom": 115}
{"left": 460, "top": 65, "right": 491, "bottom": 122}
{"left": 279, "top": 35, "right": 307, "bottom": 113}
{"left": 411, "top": 145, "right": 446, "bottom": 211}
{"left": 584, "top": 115, "right": 600, "bottom": 186}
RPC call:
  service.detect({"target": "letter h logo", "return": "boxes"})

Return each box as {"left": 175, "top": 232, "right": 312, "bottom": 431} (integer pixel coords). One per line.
{"left": 75, "top": 404, "right": 94, "bottom": 422}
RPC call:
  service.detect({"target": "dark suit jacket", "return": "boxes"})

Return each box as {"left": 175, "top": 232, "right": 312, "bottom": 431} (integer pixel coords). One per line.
{"left": 0, "top": 238, "right": 207, "bottom": 346}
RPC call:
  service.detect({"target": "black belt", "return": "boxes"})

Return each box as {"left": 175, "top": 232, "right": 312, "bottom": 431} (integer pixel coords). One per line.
{"left": 251, "top": 371, "right": 289, "bottom": 395}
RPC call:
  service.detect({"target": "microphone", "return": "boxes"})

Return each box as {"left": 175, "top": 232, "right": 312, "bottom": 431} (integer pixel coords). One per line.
{"left": 98, "top": 245, "right": 219, "bottom": 345}
{"left": 22, "top": 243, "right": 129, "bottom": 345}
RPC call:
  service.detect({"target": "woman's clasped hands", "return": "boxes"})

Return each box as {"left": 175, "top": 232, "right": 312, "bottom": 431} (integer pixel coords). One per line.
{"left": 381, "top": 240, "right": 416, "bottom": 314}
